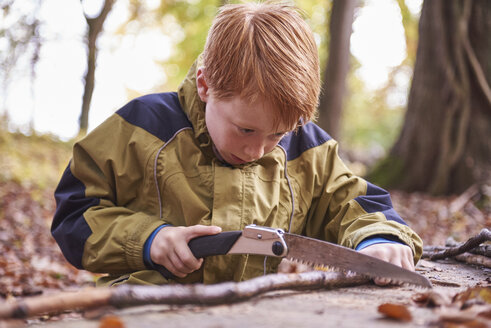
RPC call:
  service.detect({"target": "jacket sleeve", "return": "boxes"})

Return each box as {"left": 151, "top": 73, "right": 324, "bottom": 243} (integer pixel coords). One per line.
{"left": 304, "top": 140, "right": 423, "bottom": 264}
{"left": 51, "top": 113, "right": 166, "bottom": 274}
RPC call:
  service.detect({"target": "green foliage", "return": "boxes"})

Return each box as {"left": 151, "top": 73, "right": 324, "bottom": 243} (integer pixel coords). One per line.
{"left": 155, "top": 0, "right": 219, "bottom": 90}
{"left": 295, "top": 0, "right": 331, "bottom": 71}
{"left": 0, "top": 122, "right": 73, "bottom": 190}
{"left": 340, "top": 0, "right": 420, "bottom": 155}
{"left": 365, "top": 154, "right": 405, "bottom": 189}
{"left": 341, "top": 63, "right": 405, "bottom": 152}
{"left": 395, "top": 0, "right": 419, "bottom": 68}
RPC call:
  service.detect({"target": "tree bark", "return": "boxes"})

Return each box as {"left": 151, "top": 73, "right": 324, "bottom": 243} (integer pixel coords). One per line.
{"left": 79, "top": 0, "right": 115, "bottom": 136}
{"left": 369, "top": 0, "right": 491, "bottom": 195}
{"left": 317, "top": 0, "right": 356, "bottom": 140}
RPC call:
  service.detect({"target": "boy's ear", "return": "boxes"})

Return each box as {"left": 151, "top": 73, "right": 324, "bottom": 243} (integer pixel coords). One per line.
{"left": 196, "top": 67, "right": 209, "bottom": 102}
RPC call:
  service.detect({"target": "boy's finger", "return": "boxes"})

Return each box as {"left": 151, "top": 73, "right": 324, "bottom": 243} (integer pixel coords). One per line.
{"left": 167, "top": 251, "right": 190, "bottom": 278}
{"left": 401, "top": 254, "right": 415, "bottom": 271}
{"left": 373, "top": 277, "right": 392, "bottom": 286}
{"left": 175, "top": 242, "right": 203, "bottom": 271}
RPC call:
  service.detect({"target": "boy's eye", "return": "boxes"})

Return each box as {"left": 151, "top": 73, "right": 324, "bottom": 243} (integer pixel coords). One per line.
{"left": 239, "top": 128, "right": 254, "bottom": 134}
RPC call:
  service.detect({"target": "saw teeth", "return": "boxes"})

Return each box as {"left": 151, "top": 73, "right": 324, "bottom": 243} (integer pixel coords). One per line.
{"left": 313, "top": 264, "right": 331, "bottom": 272}
{"left": 288, "top": 257, "right": 313, "bottom": 267}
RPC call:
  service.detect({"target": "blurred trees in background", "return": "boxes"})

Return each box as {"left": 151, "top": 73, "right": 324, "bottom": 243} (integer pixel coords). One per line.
{"left": 317, "top": 0, "right": 356, "bottom": 140}
{"left": 0, "top": 0, "right": 43, "bottom": 130}
{"left": 370, "top": 0, "right": 491, "bottom": 194}
{"left": 1, "top": 0, "right": 489, "bottom": 196}
{"left": 79, "top": 0, "right": 115, "bottom": 136}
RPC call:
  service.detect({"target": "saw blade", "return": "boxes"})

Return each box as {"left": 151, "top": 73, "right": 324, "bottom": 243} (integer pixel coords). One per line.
{"left": 283, "top": 233, "right": 432, "bottom": 288}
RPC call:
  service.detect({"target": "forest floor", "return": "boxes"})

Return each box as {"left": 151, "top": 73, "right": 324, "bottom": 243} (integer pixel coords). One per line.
{"left": 20, "top": 259, "right": 491, "bottom": 328}
{"left": 0, "top": 130, "right": 490, "bottom": 327}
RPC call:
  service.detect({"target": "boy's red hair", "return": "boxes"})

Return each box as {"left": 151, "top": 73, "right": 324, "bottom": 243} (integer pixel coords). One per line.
{"left": 202, "top": 2, "right": 320, "bottom": 129}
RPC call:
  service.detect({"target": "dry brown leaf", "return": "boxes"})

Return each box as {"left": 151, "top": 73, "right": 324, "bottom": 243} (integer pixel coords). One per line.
{"left": 438, "top": 305, "right": 491, "bottom": 328}
{"left": 377, "top": 303, "right": 412, "bottom": 322}
{"left": 414, "top": 287, "right": 491, "bottom": 328}
{"left": 99, "top": 315, "right": 125, "bottom": 328}
{"left": 478, "top": 307, "right": 491, "bottom": 319}
{"left": 0, "top": 181, "right": 96, "bottom": 298}
{"left": 452, "top": 287, "right": 491, "bottom": 310}
{"left": 412, "top": 290, "right": 454, "bottom": 307}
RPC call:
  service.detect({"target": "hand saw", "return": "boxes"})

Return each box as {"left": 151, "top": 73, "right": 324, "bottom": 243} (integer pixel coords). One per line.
{"left": 155, "top": 224, "right": 431, "bottom": 288}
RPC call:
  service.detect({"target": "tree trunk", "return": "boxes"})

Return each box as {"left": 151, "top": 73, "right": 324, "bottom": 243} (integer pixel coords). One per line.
{"left": 369, "top": 0, "right": 491, "bottom": 195}
{"left": 317, "top": 0, "right": 356, "bottom": 140}
{"left": 79, "top": 0, "right": 115, "bottom": 136}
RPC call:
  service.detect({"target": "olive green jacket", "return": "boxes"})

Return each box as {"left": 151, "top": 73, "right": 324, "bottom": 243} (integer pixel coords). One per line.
{"left": 52, "top": 62, "right": 422, "bottom": 286}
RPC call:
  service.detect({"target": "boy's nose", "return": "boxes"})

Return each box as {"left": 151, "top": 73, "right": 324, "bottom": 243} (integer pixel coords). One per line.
{"left": 244, "top": 143, "right": 265, "bottom": 162}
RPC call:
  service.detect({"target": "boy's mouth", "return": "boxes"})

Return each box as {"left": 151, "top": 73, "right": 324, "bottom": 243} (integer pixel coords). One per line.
{"left": 229, "top": 154, "right": 248, "bottom": 165}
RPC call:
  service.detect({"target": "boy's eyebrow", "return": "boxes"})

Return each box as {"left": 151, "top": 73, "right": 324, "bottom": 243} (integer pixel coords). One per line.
{"left": 273, "top": 130, "right": 290, "bottom": 135}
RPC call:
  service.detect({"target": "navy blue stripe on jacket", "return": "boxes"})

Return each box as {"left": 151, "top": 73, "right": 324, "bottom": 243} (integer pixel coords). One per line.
{"left": 116, "top": 92, "right": 192, "bottom": 142}
{"left": 279, "top": 122, "right": 332, "bottom": 161}
{"left": 355, "top": 182, "right": 407, "bottom": 225}
{"left": 52, "top": 164, "right": 97, "bottom": 269}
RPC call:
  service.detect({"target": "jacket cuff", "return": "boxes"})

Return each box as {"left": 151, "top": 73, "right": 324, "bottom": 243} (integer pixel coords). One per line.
{"left": 143, "top": 224, "right": 172, "bottom": 269}
{"left": 355, "top": 235, "right": 404, "bottom": 251}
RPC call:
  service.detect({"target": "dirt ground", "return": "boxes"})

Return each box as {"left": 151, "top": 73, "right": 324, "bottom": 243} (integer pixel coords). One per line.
{"left": 15, "top": 259, "right": 489, "bottom": 328}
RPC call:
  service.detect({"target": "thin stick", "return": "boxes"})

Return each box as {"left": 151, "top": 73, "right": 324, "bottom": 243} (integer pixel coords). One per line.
{"left": 0, "top": 271, "right": 369, "bottom": 319}
{"left": 448, "top": 184, "right": 479, "bottom": 213}
{"left": 455, "top": 253, "right": 491, "bottom": 268}
{"left": 423, "top": 245, "right": 491, "bottom": 258}
{"left": 0, "top": 288, "right": 112, "bottom": 320}
{"left": 428, "top": 229, "right": 491, "bottom": 261}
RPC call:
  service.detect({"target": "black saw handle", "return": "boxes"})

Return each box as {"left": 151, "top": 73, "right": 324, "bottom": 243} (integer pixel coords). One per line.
{"left": 155, "top": 230, "right": 242, "bottom": 279}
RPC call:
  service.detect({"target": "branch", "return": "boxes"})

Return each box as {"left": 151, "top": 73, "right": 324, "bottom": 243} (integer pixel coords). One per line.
{"left": 449, "top": 184, "right": 479, "bottom": 213}
{"left": 463, "top": 33, "right": 491, "bottom": 108}
{"left": 423, "top": 245, "right": 491, "bottom": 258}
{"left": 0, "top": 271, "right": 369, "bottom": 319}
{"left": 424, "top": 229, "right": 491, "bottom": 261}
{"left": 454, "top": 253, "right": 491, "bottom": 268}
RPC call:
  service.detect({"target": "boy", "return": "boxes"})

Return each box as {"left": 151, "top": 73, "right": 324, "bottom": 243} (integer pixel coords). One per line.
{"left": 52, "top": 2, "right": 422, "bottom": 286}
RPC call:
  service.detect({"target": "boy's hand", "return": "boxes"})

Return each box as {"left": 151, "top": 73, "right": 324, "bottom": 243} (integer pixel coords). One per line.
{"left": 150, "top": 225, "right": 222, "bottom": 278}
{"left": 359, "top": 243, "right": 414, "bottom": 286}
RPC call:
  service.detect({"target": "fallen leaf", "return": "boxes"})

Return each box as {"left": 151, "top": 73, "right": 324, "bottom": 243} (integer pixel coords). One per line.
{"left": 454, "top": 287, "right": 491, "bottom": 309}
{"left": 378, "top": 303, "right": 412, "bottom": 322}
{"left": 99, "top": 315, "right": 125, "bottom": 328}
{"left": 438, "top": 305, "right": 491, "bottom": 327}
{"left": 412, "top": 290, "right": 454, "bottom": 307}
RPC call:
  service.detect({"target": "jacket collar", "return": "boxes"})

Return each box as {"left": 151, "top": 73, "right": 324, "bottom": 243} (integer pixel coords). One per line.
{"left": 177, "top": 56, "right": 211, "bottom": 148}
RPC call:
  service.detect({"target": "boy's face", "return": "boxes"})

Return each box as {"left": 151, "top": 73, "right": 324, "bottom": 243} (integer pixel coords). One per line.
{"left": 197, "top": 68, "right": 292, "bottom": 165}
